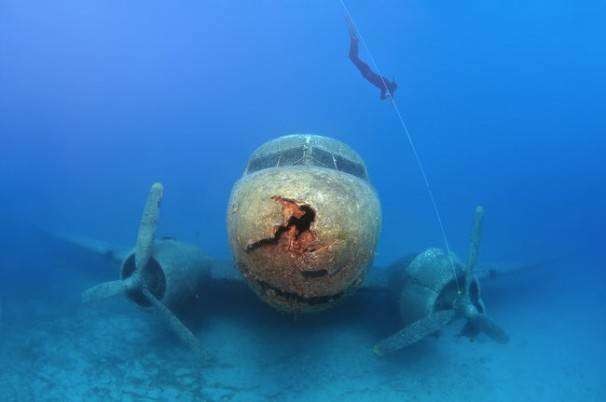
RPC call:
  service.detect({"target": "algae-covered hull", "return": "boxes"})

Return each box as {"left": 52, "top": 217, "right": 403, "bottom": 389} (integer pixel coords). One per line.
{"left": 227, "top": 134, "right": 381, "bottom": 313}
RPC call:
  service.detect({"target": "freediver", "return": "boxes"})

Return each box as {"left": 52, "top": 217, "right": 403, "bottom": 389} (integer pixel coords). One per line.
{"left": 347, "top": 17, "right": 398, "bottom": 100}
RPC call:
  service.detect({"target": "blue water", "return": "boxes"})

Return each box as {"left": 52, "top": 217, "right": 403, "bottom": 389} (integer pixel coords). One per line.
{"left": 1, "top": 1, "right": 604, "bottom": 401}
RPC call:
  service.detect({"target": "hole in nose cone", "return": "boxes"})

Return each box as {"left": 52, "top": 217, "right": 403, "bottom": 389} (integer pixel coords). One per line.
{"left": 121, "top": 254, "right": 166, "bottom": 306}
{"left": 243, "top": 196, "right": 348, "bottom": 311}
{"left": 301, "top": 269, "right": 328, "bottom": 278}
{"left": 254, "top": 278, "right": 345, "bottom": 309}
{"left": 245, "top": 196, "right": 317, "bottom": 254}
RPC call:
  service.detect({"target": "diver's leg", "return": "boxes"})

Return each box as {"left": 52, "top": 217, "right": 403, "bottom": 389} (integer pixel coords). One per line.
{"left": 345, "top": 14, "right": 357, "bottom": 41}
{"left": 348, "top": 32, "right": 360, "bottom": 62}
{"left": 349, "top": 35, "right": 374, "bottom": 78}
{"left": 346, "top": 14, "right": 375, "bottom": 79}
{"left": 346, "top": 15, "right": 388, "bottom": 96}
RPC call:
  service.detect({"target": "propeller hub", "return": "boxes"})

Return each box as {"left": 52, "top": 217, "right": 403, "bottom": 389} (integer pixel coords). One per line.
{"left": 461, "top": 301, "right": 479, "bottom": 319}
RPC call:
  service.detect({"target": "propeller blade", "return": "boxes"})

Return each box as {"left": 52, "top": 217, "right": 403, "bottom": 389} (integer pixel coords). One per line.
{"left": 374, "top": 310, "right": 456, "bottom": 356}
{"left": 81, "top": 280, "right": 126, "bottom": 303}
{"left": 473, "top": 314, "right": 509, "bottom": 344}
{"left": 141, "top": 287, "right": 211, "bottom": 363}
{"left": 135, "top": 183, "right": 164, "bottom": 272}
{"left": 465, "top": 205, "right": 485, "bottom": 285}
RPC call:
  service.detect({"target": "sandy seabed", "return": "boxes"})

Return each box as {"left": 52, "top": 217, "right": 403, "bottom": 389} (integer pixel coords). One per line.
{"left": 0, "top": 265, "right": 604, "bottom": 402}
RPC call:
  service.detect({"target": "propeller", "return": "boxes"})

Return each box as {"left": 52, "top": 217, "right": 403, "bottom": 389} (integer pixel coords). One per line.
{"left": 455, "top": 206, "right": 509, "bottom": 344}
{"left": 373, "top": 310, "right": 455, "bottom": 356}
{"left": 374, "top": 206, "right": 509, "bottom": 356}
{"left": 82, "top": 183, "right": 208, "bottom": 361}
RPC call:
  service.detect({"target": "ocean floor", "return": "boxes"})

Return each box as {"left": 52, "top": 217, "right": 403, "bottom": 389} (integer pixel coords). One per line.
{"left": 0, "top": 260, "right": 604, "bottom": 402}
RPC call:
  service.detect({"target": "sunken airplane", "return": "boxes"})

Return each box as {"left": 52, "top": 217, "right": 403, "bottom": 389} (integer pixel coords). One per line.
{"left": 66, "top": 134, "right": 521, "bottom": 357}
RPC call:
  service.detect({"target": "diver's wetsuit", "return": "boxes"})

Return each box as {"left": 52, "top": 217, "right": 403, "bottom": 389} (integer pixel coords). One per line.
{"left": 348, "top": 28, "right": 397, "bottom": 99}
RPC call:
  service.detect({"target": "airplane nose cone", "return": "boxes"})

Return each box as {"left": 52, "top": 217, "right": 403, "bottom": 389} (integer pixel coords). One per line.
{"left": 227, "top": 134, "right": 381, "bottom": 313}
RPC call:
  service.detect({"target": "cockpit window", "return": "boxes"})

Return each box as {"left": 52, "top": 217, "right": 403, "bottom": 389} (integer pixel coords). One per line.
{"left": 247, "top": 152, "right": 281, "bottom": 173}
{"left": 310, "top": 147, "right": 335, "bottom": 169}
{"left": 334, "top": 154, "right": 367, "bottom": 179}
{"left": 279, "top": 146, "right": 306, "bottom": 166}
{"left": 246, "top": 146, "right": 368, "bottom": 180}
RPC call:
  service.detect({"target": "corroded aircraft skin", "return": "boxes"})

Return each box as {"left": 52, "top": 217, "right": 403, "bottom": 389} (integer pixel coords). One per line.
{"left": 227, "top": 135, "right": 381, "bottom": 313}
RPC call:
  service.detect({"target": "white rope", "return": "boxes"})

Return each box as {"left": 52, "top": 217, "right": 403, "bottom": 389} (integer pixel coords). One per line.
{"left": 338, "top": 0, "right": 461, "bottom": 293}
